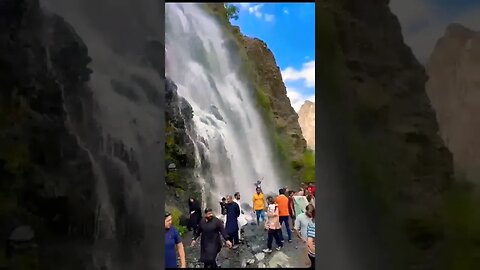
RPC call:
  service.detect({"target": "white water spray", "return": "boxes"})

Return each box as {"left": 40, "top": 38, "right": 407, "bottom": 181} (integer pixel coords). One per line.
{"left": 166, "top": 3, "right": 283, "bottom": 208}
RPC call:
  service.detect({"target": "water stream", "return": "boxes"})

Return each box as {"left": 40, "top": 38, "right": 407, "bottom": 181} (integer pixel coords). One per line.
{"left": 165, "top": 3, "right": 283, "bottom": 208}
{"left": 41, "top": 0, "right": 165, "bottom": 268}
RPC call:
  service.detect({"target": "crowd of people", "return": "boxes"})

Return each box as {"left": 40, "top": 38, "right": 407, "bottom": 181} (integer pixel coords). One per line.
{"left": 164, "top": 182, "right": 316, "bottom": 268}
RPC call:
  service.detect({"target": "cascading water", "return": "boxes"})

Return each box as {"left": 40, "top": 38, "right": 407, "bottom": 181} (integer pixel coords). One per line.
{"left": 38, "top": 0, "right": 283, "bottom": 268}
{"left": 166, "top": 3, "right": 283, "bottom": 208}
{"left": 41, "top": 0, "right": 164, "bottom": 269}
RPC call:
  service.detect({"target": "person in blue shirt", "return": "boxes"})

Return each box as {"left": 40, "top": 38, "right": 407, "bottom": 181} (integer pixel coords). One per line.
{"left": 165, "top": 212, "right": 186, "bottom": 268}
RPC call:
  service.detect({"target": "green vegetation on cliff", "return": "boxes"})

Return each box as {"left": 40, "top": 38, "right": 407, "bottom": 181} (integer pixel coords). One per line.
{"left": 302, "top": 150, "right": 315, "bottom": 183}
{"left": 203, "top": 3, "right": 310, "bottom": 184}
{"left": 166, "top": 206, "right": 188, "bottom": 237}
{"left": 224, "top": 4, "right": 239, "bottom": 20}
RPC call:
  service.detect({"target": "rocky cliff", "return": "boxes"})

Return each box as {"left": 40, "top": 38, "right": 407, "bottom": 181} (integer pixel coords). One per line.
{"left": 203, "top": 3, "right": 308, "bottom": 182}
{"left": 0, "top": 0, "right": 97, "bottom": 268}
{"left": 319, "top": 1, "right": 458, "bottom": 269}
{"left": 1, "top": 0, "right": 171, "bottom": 268}
{"left": 426, "top": 24, "right": 480, "bottom": 184}
{"left": 164, "top": 77, "right": 201, "bottom": 216}
{"left": 297, "top": 101, "right": 315, "bottom": 150}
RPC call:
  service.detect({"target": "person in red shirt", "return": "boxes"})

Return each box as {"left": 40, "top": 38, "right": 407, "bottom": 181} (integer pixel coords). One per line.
{"left": 275, "top": 188, "right": 292, "bottom": 242}
{"left": 306, "top": 183, "right": 315, "bottom": 197}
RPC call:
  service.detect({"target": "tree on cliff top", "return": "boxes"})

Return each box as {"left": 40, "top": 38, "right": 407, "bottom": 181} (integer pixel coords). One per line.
{"left": 225, "top": 4, "right": 239, "bottom": 20}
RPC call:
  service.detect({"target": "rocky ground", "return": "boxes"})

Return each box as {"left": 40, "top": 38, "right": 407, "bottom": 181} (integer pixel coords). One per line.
{"left": 183, "top": 222, "right": 309, "bottom": 268}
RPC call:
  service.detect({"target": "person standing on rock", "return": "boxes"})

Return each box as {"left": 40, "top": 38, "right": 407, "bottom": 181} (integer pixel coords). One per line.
{"left": 219, "top": 197, "right": 227, "bottom": 224}
{"left": 306, "top": 183, "right": 315, "bottom": 197}
{"left": 233, "top": 192, "right": 244, "bottom": 215}
{"left": 254, "top": 177, "right": 263, "bottom": 189}
{"left": 306, "top": 207, "right": 316, "bottom": 268}
{"left": 263, "top": 196, "right": 283, "bottom": 253}
{"left": 188, "top": 197, "right": 202, "bottom": 235}
{"left": 165, "top": 212, "right": 186, "bottom": 268}
{"left": 306, "top": 193, "right": 315, "bottom": 208}
{"left": 191, "top": 208, "right": 232, "bottom": 268}
{"left": 297, "top": 186, "right": 305, "bottom": 196}
{"left": 293, "top": 193, "right": 309, "bottom": 218}
{"left": 233, "top": 192, "right": 246, "bottom": 241}
{"left": 275, "top": 188, "right": 292, "bottom": 243}
{"left": 294, "top": 204, "right": 314, "bottom": 243}
{"left": 252, "top": 187, "right": 266, "bottom": 225}
{"left": 288, "top": 191, "right": 296, "bottom": 230}
{"left": 225, "top": 195, "right": 241, "bottom": 249}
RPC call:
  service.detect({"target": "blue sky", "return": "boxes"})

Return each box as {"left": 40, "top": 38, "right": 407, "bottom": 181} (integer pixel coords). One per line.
{"left": 390, "top": 0, "right": 480, "bottom": 63}
{"left": 229, "top": 3, "right": 315, "bottom": 111}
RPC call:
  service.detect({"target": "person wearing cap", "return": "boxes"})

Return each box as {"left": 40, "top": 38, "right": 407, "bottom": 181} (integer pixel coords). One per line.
{"left": 191, "top": 208, "right": 232, "bottom": 268}
{"left": 165, "top": 212, "right": 186, "bottom": 268}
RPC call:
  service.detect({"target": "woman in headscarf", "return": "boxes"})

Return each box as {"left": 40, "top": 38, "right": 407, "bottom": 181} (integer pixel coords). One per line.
{"left": 188, "top": 197, "right": 202, "bottom": 234}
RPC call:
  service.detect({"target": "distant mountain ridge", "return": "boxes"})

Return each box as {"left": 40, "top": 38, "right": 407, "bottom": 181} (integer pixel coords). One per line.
{"left": 298, "top": 100, "right": 315, "bottom": 150}
{"left": 426, "top": 23, "right": 480, "bottom": 183}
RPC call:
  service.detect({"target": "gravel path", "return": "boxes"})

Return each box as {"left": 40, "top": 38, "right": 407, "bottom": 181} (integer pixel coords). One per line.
{"left": 183, "top": 222, "right": 310, "bottom": 268}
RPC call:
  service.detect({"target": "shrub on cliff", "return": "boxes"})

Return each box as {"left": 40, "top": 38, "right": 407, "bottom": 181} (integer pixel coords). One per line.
{"left": 224, "top": 4, "right": 239, "bottom": 20}
{"left": 167, "top": 206, "right": 188, "bottom": 237}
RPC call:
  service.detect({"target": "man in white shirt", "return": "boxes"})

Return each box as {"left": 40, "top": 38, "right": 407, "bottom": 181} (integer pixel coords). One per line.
{"left": 233, "top": 192, "right": 245, "bottom": 241}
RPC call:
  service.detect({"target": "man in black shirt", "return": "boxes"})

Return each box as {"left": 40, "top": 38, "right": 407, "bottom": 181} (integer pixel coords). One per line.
{"left": 191, "top": 208, "right": 232, "bottom": 268}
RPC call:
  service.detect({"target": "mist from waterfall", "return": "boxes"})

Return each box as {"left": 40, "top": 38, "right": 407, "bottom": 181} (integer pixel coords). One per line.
{"left": 166, "top": 3, "right": 283, "bottom": 208}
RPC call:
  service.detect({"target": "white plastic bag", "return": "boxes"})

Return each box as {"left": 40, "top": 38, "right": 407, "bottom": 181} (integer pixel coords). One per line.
{"left": 238, "top": 214, "right": 248, "bottom": 228}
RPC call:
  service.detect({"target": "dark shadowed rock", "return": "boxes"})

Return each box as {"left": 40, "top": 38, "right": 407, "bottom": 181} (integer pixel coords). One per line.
{"left": 9, "top": 226, "right": 34, "bottom": 242}
{"left": 0, "top": 0, "right": 98, "bottom": 268}
{"left": 316, "top": 1, "right": 454, "bottom": 269}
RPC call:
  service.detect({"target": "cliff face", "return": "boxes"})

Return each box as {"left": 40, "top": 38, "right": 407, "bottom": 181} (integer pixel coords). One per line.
{"left": 426, "top": 24, "right": 480, "bottom": 183}
{"left": 320, "top": 0, "right": 454, "bottom": 268}
{"left": 164, "top": 77, "right": 200, "bottom": 215}
{"left": 0, "top": 0, "right": 97, "bottom": 268}
{"left": 241, "top": 36, "right": 307, "bottom": 158}
{"left": 298, "top": 101, "right": 315, "bottom": 150}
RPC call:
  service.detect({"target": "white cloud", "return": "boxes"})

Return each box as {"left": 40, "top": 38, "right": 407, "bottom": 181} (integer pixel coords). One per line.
{"left": 264, "top": 14, "right": 275, "bottom": 22}
{"left": 390, "top": 0, "right": 480, "bottom": 63}
{"left": 283, "top": 8, "right": 289, "bottom": 14}
{"left": 286, "top": 87, "right": 315, "bottom": 112}
{"left": 235, "top": 3, "right": 274, "bottom": 22}
{"left": 248, "top": 4, "right": 264, "bottom": 19}
{"left": 282, "top": 60, "right": 316, "bottom": 111}
{"left": 281, "top": 60, "right": 315, "bottom": 88}
{"left": 237, "top": 3, "right": 252, "bottom": 9}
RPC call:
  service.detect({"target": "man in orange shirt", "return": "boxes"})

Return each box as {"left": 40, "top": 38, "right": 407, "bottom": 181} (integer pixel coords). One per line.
{"left": 275, "top": 188, "right": 292, "bottom": 242}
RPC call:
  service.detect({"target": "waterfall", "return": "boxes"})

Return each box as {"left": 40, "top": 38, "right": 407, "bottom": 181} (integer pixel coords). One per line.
{"left": 166, "top": 3, "right": 283, "bottom": 208}
{"left": 39, "top": 0, "right": 283, "bottom": 268}
{"left": 41, "top": 0, "right": 165, "bottom": 269}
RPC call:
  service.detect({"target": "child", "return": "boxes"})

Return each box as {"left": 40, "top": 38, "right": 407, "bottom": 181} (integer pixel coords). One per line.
{"left": 263, "top": 196, "right": 283, "bottom": 253}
